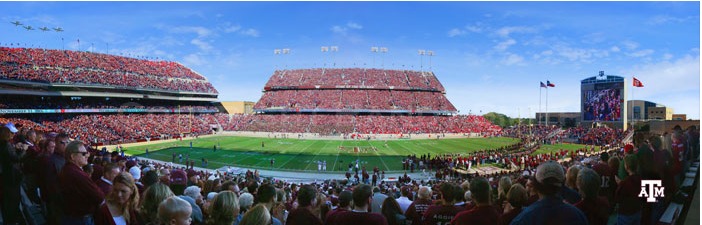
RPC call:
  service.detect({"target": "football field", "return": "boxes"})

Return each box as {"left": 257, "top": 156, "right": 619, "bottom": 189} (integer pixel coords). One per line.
{"left": 124, "top": 135, "right": 583, "bottom": 172}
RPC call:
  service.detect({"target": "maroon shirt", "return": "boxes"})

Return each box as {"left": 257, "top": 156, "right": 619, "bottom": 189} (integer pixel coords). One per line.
{"left": 331, "top": 211, "right": 388, "bottom": 225}
{"left": 405, "top": 198, "right": 432, "bottom": 225}
{"left": 423, "top": 204, "right": 464, "bottom": 225}
{"left": 59, "top": 162, "right": 105, "bottom": 217}
{"left": 450, "top": 205, "right": 500, "bottom": 225}
{"left": 574, "top": 197, "right": 610, "bottom": 225}
{"left": 615, "top": 174, "right": 642, "bottom": 215}
{"left": 592, "top": 162, "right": 616, "bottom": 201}
{"left": 286, "top": 207, "right": 322, "bottom": 225}
{"left": 324, "top": 208, "right": 349, "bottom": 225}
{"left": 95, "top": 177, "right": 112, "bottom": 197}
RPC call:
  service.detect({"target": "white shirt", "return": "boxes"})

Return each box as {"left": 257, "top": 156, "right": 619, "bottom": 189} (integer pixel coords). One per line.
{"left": 112, "top": 215, "right": 127, "bottom": 225}
{"left": 396, "top": 196, "right": 412, "bottom": 214}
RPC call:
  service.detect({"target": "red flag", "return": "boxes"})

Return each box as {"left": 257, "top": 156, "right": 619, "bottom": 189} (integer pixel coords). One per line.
{"left": 633, "top": 77, "right": 644, "bottom": 87}
{"left": 547, "top": 80, "right": 555, "bottom": 87}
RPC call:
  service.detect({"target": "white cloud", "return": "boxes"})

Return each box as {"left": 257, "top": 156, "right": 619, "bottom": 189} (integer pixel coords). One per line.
{"left": 183, "top": 53, "right": 205, "bottom": 66}
{"left": 553, "top": 45, "right": 609, "bottom": 62}
{"left": 190, "top": 39, "right": 212, "bottom": 51}
{"left": 331, "top": 22, "right": 363, "bottom": 36}
{"left": 648, "top": 15, "right": 691, "bottom": 25}
{"left": 494, "top": 39, "right": 516, "bottom": 51}
{"left": 169, "top": 26, "right": 212, "bottom": 38}
{"left": 502, "top": 53, "right": 524, "bottom": 65}
{"left": 495, "top": 26, "right": 537, "bottom": 38}
{"left": 627, "top": 54, "right": 700, "bottom": 118}
{"left": 628, "top": 49, "right": 654, "bottom": 58}
{"left": 240, "top": 28, "right": 259, "bottom": 37}
{"left": 663, "top": 53, "right": 673, "bottom": 60}
{"left": 224, "top": 25, "right": 241, "bottom": 33}
{"left": 465, "top": 25, "right": 482, "bottom": 33}
{"left": 622, "top": 40, "right": 639, "bottom": 50}
{"left": 331, "top": 25, "right": 347, "bottom": 35}
{"left": 448, "top": 28, "right": 466, "bottom": 37}
{"left": 610, "top": 46, "right": 621, "bottom": 52}
{"left": 346, "top": 22, "right": 363, "bottom": 29}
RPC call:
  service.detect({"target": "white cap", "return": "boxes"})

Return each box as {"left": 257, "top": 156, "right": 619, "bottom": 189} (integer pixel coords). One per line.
{"left": 129, "top": 166, "right": 142, "bottom": 180}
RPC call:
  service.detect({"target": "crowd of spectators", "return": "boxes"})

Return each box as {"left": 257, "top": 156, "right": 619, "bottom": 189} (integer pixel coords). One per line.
{"left": 1, "top": 120, "right": 696, "bottom": 225}
{"left": 0, "top": 97, "right": 218, "bottom": 112}
{"left": 255, "top": 89, "right": 456, "bottom": 112}
{"left": 0, "top": 47, "right": 217, "bottom": 93}
{"left": 264, "top": 68, "right": 445, "bottom": 91}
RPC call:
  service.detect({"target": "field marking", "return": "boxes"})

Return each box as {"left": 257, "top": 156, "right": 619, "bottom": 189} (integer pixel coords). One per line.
{"left": 366, "top": 141, "right": 390, "bottom": 171}
{"left": 277, "top": 140, "right": 319, "bottom": 169}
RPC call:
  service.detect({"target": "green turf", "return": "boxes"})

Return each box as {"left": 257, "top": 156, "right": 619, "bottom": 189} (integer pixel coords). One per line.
{"left": 123, "top": 136, "right": 584, "bottom": 172}
{"left": 532, "top": 143, "right": 588, "bottom": 155}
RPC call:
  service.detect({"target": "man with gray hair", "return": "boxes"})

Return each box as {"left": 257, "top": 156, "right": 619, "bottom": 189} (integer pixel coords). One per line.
{"left": 404, "top": 186, "right": 432, "bottom": 225}
{"left": 179, "top": 185, "right": 204, "bottom": 224}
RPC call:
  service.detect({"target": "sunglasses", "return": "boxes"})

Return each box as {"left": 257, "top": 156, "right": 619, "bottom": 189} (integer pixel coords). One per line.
{"left": 73, "top": 151, "right": 90, "bottom": 156}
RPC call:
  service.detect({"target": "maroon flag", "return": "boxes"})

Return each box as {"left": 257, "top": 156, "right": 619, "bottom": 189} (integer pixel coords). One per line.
{"left": 633, "top": 77, "right": 644, "bottom": 87}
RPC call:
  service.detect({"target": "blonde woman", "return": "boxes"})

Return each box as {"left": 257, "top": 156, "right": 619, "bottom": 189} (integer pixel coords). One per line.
{"left": 139, "top": 182, "right": 175, "bottom": 224}
{"left": 207, "top": 191, "right": 240, "bottom": 225}
{"left": 239, "top": 205, "right": 271, "bottom": 225}
{"left": 95, "top": 172, "right": 140, "bottom": 225}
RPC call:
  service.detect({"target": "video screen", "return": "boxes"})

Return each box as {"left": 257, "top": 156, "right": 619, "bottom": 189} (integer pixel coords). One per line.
{"left": 582, "top": 85, "right": 622, "bottom": 121}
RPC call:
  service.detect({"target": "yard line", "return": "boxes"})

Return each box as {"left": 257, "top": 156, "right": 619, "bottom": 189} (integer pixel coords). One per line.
{"left": 278, "top": 140, "right": 318, "bottom": 169}
{"left": 366, "top": 141, "right": 390, "bottom": 171}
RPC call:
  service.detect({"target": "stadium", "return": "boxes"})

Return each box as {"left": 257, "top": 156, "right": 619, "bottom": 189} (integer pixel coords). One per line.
{"left": 0, "top": 3, "right": 699, "bottom": 224}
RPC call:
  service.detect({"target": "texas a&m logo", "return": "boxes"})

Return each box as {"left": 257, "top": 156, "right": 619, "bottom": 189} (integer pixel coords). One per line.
{"left": 638, "top": 180, "right": 664, "bottom": 203}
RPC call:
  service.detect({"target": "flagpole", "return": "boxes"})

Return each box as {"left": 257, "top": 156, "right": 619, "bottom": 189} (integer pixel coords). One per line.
{"left": 536, "top": 82, "right": 543, "bottom": 125}
{"left": 545, "top": 86, "right": 549, "bottom": 126}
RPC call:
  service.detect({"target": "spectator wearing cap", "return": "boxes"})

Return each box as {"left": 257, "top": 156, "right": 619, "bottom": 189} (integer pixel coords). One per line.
{"left": 396, "top": 186, "right": 412, "bottom": 214}
{"left": 170, "top": 169, "right": 188, "bottom": 195}
{"left": 330, "top": 184, "right": 388, "bottom": 225}
{"left": 239, "top": 192, "right": 255, "bottom": 215}
{"left": 615, "top": 154, "right": 643, "bottom": 225}
{"left": 256, "top": 183, "right": 285, "bottom": 225}
{"left": 404, "top": 186, "right": 432, "bottom": 225}
{"left": 181, "top": 185, "right": 205, "bottom": 224}
{"left": 325, "top": 190, "right": 352, "bottom": 225}
{"left": 59, "top": 140, "right": 105, "bottom": 225}
{"left": 286, "top": 184, "right": 323, "bottom": 225}
{"left": 128, "top": 162, "right": 145, "bottom": 194}
{"left": 1, "top": 125, "right": 22, "bottom": 225}
{"left": 510, "top": 161, "right": 587, "bottom": 225}
{"left": 574, "top": 168, "right": 609, "bottom": 225}
{"left": 451, "top": 177, "right": 500, "bottom": 225}
{"left": 371, "top": 186, "right": 388, "bottom": 214}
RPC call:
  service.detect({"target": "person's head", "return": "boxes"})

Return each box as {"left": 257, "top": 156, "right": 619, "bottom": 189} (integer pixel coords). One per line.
{"left": 141, "top": 182, "right": 175, "bottom": 222}
{"left": 439, "top": 182, "right": 455, "bottom": 204}
{"left": 352, "top": 184, "right": 373, "bottom": 209}
{"left": 417, "top": 186, "right": 432, "bottom": 200}
{"left": 54, "top": 133, "right": 70, "bottom": 154}
{"left": 498, "top": 176, "right": 512, "bottom": 199}
{"left": 534, "top": 161, "right": 565, "bottom": 196}
{"left": 183, "top": 186, "right": 203, "bottom": 205}
{"left": 608, "top": 156, "right": 620, "bottom": 173}
{"left": 142, "top": 170, "right": 160, "bottom": 188}
{"left": 469, "top": 177, "right": 491, "bottom": 204}
{"left": 401, "top": 186, "right": 410, "bottom": 197}
{"left": 222, "top": 181, "right": 238, "bottom": 193}
{"left": 381, "top": 197, "right": 403, "bottom": 224}
{"left": 104, "top": 162, "right": 121, "bottom": 182}
{"left": 208, "top": 191, "right": 240, "bottom": 225}
{"left": 338, "top": 190, "right": 353, "bottom": 208}
{"left": 296, "top": 184, "right": 317, "bottom": 208}
{"left": 576, "top": 168, "right": 601, "bottom": 200}
{"left": 40, "top": 139, "right": 56, "bottom": 155}
{"left": 648, "top": 135, "right": 663, "bottom": 151}
{"left": 238, "top": 204, "right": 271, "bottom": 225}
{"left": 256, "top": 183, "right": 276, "bottom": 205}
{"left": 66, "top": 140, "right": 90, "bottom": 167}
{"left": 525, "top": 176, "right": 537, "bottom": 196}
{"left": 239, "top": 192, "right": 254, "bottom": 212}
{"left": 158, "top": 196, "right": 193, "bottom": 225}
{"left": 506, "top": 184, "right": 528, "bottom": 209}
{"left": 109, "top": 172, "right": 140, "bottom": 221}
{"left": 566, "top": 165, "right": 582, "bottom": 190}
{"left": 600, "top": 152, "right": 610, "bottom": 163}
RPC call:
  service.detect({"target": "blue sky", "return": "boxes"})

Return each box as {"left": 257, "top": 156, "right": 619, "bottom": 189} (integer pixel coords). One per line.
{"left": 1, "top": 1, "right": 699, "bottom": 119}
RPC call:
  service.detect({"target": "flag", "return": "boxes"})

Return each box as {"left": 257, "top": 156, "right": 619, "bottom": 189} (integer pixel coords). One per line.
{"left": 540, "top": 82, "right": 547, "bottom": 88}
{"left": 633, "top": 77, "right": 644, "bottom": 87}
{"left": 547, "top": 80, "right": 555, "bottom": 87}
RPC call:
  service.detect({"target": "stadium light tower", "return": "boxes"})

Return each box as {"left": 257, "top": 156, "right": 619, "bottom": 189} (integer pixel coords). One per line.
{"left": 274, "top": 48, "right": 290, "bottom": 70}
{"left": 321, "top": 46, "right": 338, "bottom": 68}
{"left": 427, "top": 50, "right": 434, "bottom": 71}
{"left": 330, "top": 46, "right": 338, "bottom": 67}
{"left": 371, "top": 47, "right": 378, "bottom": 67}
{"left": 418, "top": 49, "right": 426, "bottom": 72}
